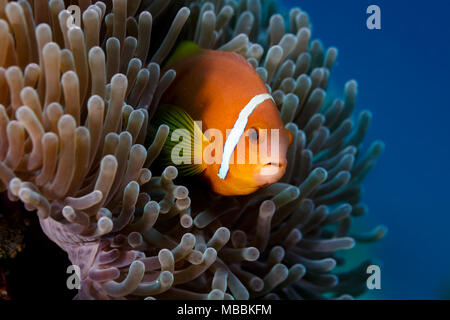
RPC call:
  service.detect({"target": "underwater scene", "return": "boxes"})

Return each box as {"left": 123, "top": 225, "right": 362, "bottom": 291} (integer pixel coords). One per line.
{"left": 0, "top": 0, "right": 448, "bottom": 302}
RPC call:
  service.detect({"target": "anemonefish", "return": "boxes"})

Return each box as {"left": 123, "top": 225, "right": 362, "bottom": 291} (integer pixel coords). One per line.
{"left": 153, "top": 41, "right": 292, "bottom": 196}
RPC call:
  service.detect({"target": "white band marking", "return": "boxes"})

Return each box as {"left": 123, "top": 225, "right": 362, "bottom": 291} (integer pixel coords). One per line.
{"left": 217, "top": 93, "right": 274, "bottom": 180}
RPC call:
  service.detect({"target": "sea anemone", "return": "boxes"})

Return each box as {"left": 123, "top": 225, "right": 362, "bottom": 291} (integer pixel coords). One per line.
{"left": 0, "top": 0, "right": 385, "bottom": 300}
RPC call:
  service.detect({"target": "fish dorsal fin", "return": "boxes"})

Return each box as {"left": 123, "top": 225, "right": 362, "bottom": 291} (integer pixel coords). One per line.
{"left": 151, "top": 104, "right": 207, "bottom": 176}
{"left": 165, "top": 41, "right": 202, "bottom": 67}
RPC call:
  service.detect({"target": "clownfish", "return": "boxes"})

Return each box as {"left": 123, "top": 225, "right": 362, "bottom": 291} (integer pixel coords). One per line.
{"left": 152, "top": 42, "right": 292, "bottom": 196}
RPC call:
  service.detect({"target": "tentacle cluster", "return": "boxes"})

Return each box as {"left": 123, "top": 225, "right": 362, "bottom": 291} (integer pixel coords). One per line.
{"left": 0, "top": 0, "right": 384, "bottom": 300}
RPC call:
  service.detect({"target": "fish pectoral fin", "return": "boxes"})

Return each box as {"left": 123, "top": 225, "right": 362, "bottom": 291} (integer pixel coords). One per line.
{"left": 151, "top": 104, "right": 206, "bottom": 176}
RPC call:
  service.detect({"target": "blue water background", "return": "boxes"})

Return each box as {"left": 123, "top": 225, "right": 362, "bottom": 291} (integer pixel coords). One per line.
{"left": 280, "top": 0, "right": 450, "bottom": 299}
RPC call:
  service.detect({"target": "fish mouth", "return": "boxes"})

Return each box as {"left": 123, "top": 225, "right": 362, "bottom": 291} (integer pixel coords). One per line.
{"left": 262, "top": 160, "right": 287, "bottom": 170}
{"left": 256, "top": 161, "right": 287, "bottom": 184}
{"left": 264, "top": 162, "right": 286, "bottom": 168}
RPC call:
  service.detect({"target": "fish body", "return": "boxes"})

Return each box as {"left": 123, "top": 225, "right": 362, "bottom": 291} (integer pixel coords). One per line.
{"left": 157, "top": 42, "right": 291, "bottom": 196}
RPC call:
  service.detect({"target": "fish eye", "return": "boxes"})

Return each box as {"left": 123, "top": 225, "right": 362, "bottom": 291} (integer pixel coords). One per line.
{"left": 248, "top": 127, "right": 259, "bottom": 142}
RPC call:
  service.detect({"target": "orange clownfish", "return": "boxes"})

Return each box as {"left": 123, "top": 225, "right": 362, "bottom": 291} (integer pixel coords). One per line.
{"left": 153, "top": 41, "right": 292, "bottom": 196}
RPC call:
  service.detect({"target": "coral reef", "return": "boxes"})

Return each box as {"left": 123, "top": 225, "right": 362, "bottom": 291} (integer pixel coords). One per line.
{"left": 0, "top": 194, "right": 28, "bottom": 259}
{"left": 0, "top": 0, "right": 384, "bottom": 300}
{"left": 0, "top": 216, "right": 25, "bottom": 260}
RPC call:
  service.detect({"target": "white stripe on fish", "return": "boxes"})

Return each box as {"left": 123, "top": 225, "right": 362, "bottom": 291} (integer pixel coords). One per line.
{"left": 217, "top": 93, "right": 274, "bottom": 180}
